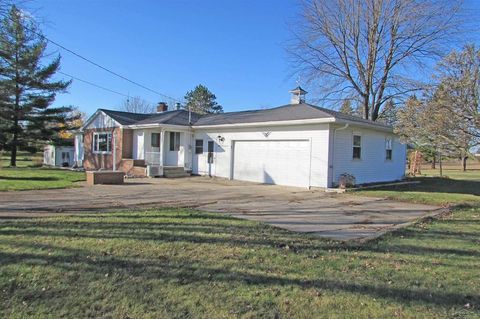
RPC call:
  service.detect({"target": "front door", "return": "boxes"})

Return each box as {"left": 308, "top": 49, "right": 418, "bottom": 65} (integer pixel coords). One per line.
{"left": 207, "top": 140, "right": 215, "bottom": 176}
{"left": 165, "top": 131, "right": 180, "bottom": 166}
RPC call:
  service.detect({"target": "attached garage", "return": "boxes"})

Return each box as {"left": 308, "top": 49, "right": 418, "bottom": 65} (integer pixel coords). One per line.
{"left": 232, "top": 140, "right": 311, "bottom": 188}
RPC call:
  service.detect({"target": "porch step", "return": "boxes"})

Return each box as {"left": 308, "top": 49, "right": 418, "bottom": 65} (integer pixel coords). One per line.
{"left": 163, "top": 166, "right": 190, "bottom": 178}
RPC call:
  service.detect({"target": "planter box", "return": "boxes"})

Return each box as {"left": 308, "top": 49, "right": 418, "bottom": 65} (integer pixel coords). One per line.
{"left": 86, "top": 171, "right": 125, "bottom": 186}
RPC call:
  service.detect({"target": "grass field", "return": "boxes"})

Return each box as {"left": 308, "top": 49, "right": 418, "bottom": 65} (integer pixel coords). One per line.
{"left": 0, "top": 155, "right": 478, "bottom": 317}
{"left": 0, "top": 168, "right": 85, "bottom": 191}
{"left": 1, "top": 151, "right": 43, "bottom": 168}
{"left": 355, "top": 169, "right": 480, "bottom": 206}
{"left": 0, "top": 152, "right": 85, "bottom": 191}
{"left": 0, "top": 208, "right": 478, "bottom": 318}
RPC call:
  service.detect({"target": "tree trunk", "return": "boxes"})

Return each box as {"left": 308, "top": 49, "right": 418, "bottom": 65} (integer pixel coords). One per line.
{"left": 9, "top": 143, "right": 16, "bottom": 167}
{"left": 9, "top": 116, "right": 18, "bottom": 167}
{"left": 439, "top": 152, "right": 443, "bottom": 177}
{"left": 462, "top": 156, "right": 467, "bottom": 171}
{"left": 363, "top": 97, "right": 369, "bottom": 120}
{"left": 431, "top": 155, "right": 436, "bottom": 169}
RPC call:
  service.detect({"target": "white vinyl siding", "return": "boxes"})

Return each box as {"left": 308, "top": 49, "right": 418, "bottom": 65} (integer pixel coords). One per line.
{"left": 332, "top": 126, "right": 406, "bottom": 185}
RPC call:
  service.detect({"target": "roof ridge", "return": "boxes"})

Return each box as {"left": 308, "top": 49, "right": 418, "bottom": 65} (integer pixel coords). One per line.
{"left": 303, "top": 103, "right": 392, "bottom": 128}
{"left": 100, "top": 108, "right": 152, "bottom": 117}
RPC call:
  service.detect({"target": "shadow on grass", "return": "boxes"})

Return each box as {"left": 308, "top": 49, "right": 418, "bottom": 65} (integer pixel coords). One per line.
{"left": 362, "top": 177, "right": 480, "bottom": 196}
{"left": 0, "top": 241, "right": 478, "bottom": 309}
{"left": 0, "top": 176, "right": 60, "bottom": 181}
{"left": 1, "top": 209, "right": 479, "bottom": 313}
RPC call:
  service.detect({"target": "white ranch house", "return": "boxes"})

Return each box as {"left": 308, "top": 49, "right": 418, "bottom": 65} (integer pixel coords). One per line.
{"left": 76, "top": 88, "right": 406, "bottom": 188}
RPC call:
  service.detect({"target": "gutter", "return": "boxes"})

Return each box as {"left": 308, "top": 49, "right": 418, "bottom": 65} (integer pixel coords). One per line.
{"left": 329, "top": 123, "right": 349, "bottom": 187}
{"left": 192, "top": 117, "right": 336, "bottom": 129}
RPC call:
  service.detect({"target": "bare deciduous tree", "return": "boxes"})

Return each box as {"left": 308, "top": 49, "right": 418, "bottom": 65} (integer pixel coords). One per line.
{"left": 289, "top": 0, "right": 462, "bottom": 121}
{"left": 435, "top": 45, "right": 480, "bottom": 140}
{"left": 119, "top": 96, "right": 154, "bottom": 114}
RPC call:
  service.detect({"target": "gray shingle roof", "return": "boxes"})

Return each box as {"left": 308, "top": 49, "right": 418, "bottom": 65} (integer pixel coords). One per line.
{"left": 133, "top": 110, "right": 202, "bottom": 126}
{"left": 192, "top": 103, "right": 331, "bottom": 126}
{"left": 99, "top": 109, "right": 201, "bottom": 126}
{"left": 192, "top": 103, "right": 391, "bottom": 129}
{"left": 100, "top": 109, "right": 151, "bottom": 125}
{"left": 97, "top": 103, "right": 391, "bottom": 130}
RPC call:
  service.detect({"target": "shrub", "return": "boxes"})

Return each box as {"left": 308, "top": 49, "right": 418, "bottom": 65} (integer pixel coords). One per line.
{"left": 338, "top": 173, "right": 356, "bottom": 189}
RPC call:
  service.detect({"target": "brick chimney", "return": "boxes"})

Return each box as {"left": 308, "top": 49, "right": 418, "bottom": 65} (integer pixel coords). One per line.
{"left": 156, "top": 102, "right": 168, "bottom": 113}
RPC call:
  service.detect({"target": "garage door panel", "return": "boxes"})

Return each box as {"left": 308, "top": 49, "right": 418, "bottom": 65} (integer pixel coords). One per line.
{"left": 233, "top": 140, "right": 310, "bottom": 187}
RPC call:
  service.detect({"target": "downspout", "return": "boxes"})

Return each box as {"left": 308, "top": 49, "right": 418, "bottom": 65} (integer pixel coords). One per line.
{"left": 112, "top": 128, "right": 117, "bottom": 171}
{"left": 330, "top": 123, "right": 349, "bottom": 187}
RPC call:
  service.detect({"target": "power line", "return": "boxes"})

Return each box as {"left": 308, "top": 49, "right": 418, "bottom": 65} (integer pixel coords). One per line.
{"left": 0, "top": 11, "right": 183, "bottom": 103}
{"left": 58, "top": 71, "right": 131, "bottom": 99}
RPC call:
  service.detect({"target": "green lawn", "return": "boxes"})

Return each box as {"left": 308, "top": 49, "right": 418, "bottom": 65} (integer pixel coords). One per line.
{"left": 1, "top": 151, "right": 43, "bottom": 168}
{"left": 0, "top": 168, "right": 85, "bottom": 191}
{"left": 0, "top": 208, "right": 478, "bottom": 318}
{"left": 0, "top": 164, "right": 478, "bottom": 317}
{"left": 355, "top": 169, "right": 480, "bottom": 206}
{"left": 0, "top": 151, "right": 85, "bottom": 191}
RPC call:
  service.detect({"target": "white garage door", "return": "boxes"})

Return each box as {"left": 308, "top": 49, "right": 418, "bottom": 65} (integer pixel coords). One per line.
{"left": 233, "top": 140, "right": 311, "bottom": 188}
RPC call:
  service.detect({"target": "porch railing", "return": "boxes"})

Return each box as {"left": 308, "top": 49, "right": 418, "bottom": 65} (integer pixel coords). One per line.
{"left": 145, "top": 152, "right": 161, "bottom": 165}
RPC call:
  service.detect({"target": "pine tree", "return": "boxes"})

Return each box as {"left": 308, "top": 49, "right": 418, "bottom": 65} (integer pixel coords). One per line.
{"left": 377, "top": 99, "right": 397, "bottom": 126}
{"left": 0, "top": 6, "right": 76, "bottom": 166}
{"left": 184, "top": 84, "right": 223, "bottom": 114}
{"left": 339, "top": 99, "right": 353, "bottom": 115}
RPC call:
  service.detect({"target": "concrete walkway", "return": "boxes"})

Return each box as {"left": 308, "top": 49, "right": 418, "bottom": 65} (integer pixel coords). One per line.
{"left": 0, "top": 176, "right": 441, "bottom": 240}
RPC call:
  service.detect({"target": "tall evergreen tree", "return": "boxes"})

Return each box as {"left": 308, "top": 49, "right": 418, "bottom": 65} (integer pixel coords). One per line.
{"left": 339, "top": 99, "right": 353, "bottom": 115}
{"left": 377, "top": 99, "right": 397, "bottom": 126}
{"left": 184, "top": 84, "right": 223, "bottom": 114}
{"left": 0, "top": 6, "right": 75, "bottom": 166}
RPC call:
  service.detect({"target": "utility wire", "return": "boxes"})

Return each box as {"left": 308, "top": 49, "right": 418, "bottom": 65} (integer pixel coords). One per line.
{"left": 0, "top": 11, "right": 183, "bottom": 103}
{"left": 58, "top": 71, "right": 132, "bottom": 99}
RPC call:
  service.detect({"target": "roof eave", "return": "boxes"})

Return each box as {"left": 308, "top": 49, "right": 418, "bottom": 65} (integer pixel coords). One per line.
{"left": 333, "top": 118, "right": 394, "bottom": 132}
{"left": 126, "top": 123, "right": 193, "bottom": 130}
{"left": 192, "top": 117, "right": 336, "bottom": 129}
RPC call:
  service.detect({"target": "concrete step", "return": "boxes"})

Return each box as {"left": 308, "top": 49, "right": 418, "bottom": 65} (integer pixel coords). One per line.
{"left": 164, "top": 171, "right": 190, "bottom": 178}
{"left": 163, "top": 166, "right": 186, "bottom": 172}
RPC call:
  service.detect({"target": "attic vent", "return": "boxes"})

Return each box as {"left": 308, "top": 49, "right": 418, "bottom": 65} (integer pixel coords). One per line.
{"left": 289, "top": 86, "right": 307, "bottom": 104}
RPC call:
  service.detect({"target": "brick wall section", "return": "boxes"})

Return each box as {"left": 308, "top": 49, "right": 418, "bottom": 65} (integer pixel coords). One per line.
{"left": 83, "top": 127, "right": 123, "bottom": 171}
{"left": 122, "top": 129, "right": 133, "bottom": 158}
{"left": 86, "top": 171, "right": 124, "bottom": 185}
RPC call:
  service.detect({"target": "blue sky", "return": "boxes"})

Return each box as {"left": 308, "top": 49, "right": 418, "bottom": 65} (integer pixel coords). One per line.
{"left": 23, "top": 0, "right": 480, "bottom": 116}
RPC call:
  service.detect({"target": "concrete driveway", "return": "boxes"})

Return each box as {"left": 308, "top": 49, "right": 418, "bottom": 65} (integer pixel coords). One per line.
{"left": 0, "top": 176, "right": 441, "bottom": 240}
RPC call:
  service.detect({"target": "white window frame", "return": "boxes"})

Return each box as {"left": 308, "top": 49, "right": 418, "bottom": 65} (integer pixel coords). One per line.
{"left": 352, "top": 134, "right": 362, "bottom": 160}
{"left": 385, "top": 137, "right": 393, "bottom": 160}
{"left": 195, "top": 139, "right": 204, "bottom": 154}
{"left": 93, "top": 132, "right": 112, "bottom": 154}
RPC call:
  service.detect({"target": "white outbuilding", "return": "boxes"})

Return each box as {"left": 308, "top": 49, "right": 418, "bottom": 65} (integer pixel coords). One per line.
{"left": 43, "top": 144, "right": 75, "bottom": 167}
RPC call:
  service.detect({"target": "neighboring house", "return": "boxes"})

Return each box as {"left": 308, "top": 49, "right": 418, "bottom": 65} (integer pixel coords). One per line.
{"left": 77, "top": 88, "right": 406, "bottom": 188}
{"left": 44, "top": 144, "right": 75, "bottom": 167}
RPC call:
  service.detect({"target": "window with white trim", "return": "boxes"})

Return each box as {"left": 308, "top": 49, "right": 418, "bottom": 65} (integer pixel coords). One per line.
{"left": 352, "top": 134, "right": 361, "bottom": 159}
{"left": 195, "top": 139, "right": 204, "bottom": 154}
{"left": 385, "top": 137, "right": 393, "bottom": 160}
{"left": 93, "top": 132, "right": 112, "bottom": 153}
